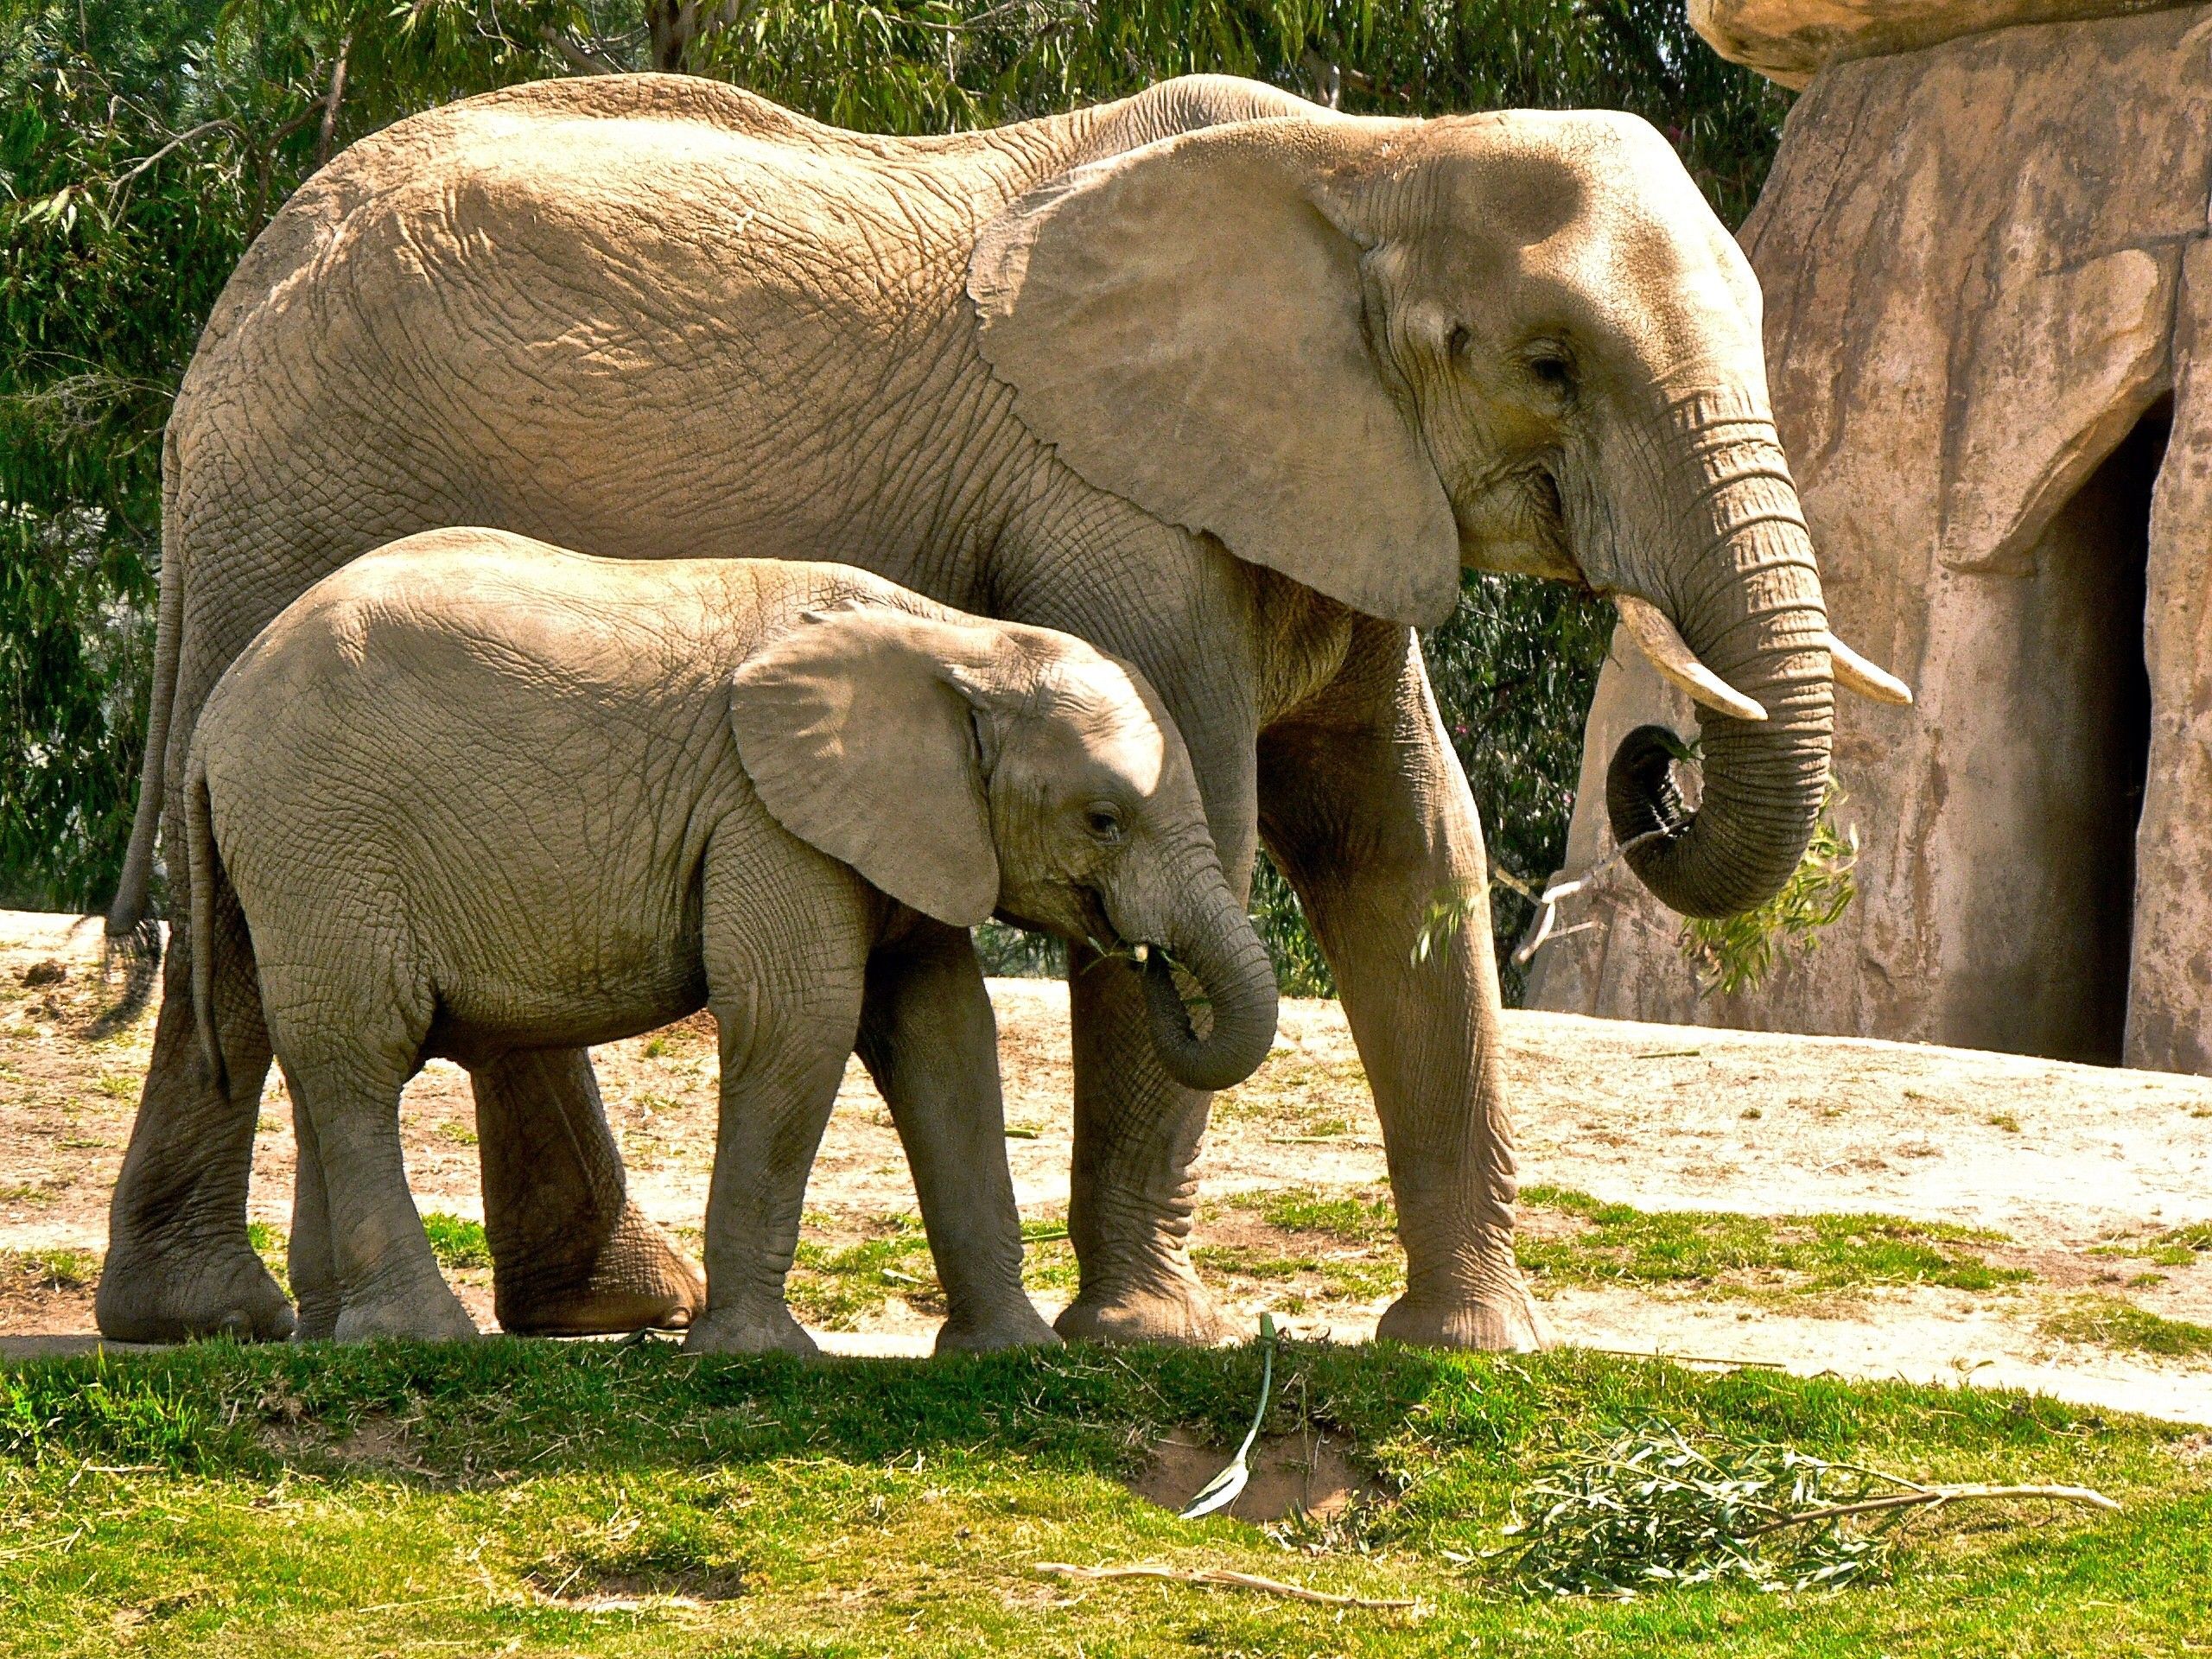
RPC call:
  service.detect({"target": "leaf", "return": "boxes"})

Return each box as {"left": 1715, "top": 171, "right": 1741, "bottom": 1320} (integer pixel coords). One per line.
{"left": 1178, "top": 1314, "right": 1277, "bottom": 1522}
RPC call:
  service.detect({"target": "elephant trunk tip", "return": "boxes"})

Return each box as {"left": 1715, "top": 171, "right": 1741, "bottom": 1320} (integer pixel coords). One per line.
{"left": 1140, "top": 949, "right": 1278, "bottom": 1094}
{"left": 1605, "top": 721, "right": 1818, "bottom": 921}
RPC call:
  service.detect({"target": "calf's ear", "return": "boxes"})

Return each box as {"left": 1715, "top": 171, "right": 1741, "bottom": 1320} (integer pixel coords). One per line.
{"left": 730, "top": 606, "right": 1001, "bottom": 928}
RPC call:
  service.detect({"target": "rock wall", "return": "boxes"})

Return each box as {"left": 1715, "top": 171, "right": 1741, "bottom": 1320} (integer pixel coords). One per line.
{"left": 1689, "top": 0, "right": 2198, "bottom": 86}
{"left": 1529, "top": 5, "right": 2212, "bottom": 1071}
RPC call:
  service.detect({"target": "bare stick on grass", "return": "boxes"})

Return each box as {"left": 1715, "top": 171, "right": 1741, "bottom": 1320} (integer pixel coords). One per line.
{"left": 1034, "top": 1562, "right": 1415, "bottom": 1611}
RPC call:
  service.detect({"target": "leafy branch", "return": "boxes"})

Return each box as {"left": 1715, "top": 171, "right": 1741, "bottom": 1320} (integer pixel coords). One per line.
{"left": 1678, "top": 786, "right": 1858, "bottom": 997}
{"left": 1492, "top": 1419, "right": 2117, "bottom": 1599}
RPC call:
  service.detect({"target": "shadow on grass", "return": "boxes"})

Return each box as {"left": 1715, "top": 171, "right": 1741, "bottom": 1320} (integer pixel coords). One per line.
{"left": 0, "top": 1338, "right": 2123, "bottom": 1493}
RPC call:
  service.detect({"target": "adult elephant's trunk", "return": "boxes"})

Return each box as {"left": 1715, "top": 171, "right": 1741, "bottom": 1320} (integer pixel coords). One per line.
{"left": 1132, "top": 852, "right": 1281, "bottom": 1093}
{"left": 1605, "top": 404, "right": 1835, "bottom": 919}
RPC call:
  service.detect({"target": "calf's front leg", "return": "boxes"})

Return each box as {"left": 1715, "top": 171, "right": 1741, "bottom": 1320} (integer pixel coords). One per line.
{"left": 686, "top": 928, "right": 868, "bottom": 1357}
{"left": 857, "top": 921, "right": 1059, "bottom": 1352}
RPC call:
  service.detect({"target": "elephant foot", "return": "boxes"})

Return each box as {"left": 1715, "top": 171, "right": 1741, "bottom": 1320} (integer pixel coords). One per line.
{"left": 290, "top": 1286, "right": 341, "bottom": 1344}
{"left": 493, "top": 1201, "right": 703, "bottom": 1336}
{"left": 934, "top": 1301, "right": 1063, "bottom": 1355}
{"left": 94, "top": 1236, "right": 296, "bottom": 1343}
{"left": 1053, "top": 1266, "right": 1230, "bottom": 1346}
{"left": 682, "top": 1304, "right": 819, "bottom": 1357}
{"left": 333, "top": 1283, "right": 480, "bottom": 1344}
{"left": 1376, "top": 1279, "right": 1554, "bottom": 1352}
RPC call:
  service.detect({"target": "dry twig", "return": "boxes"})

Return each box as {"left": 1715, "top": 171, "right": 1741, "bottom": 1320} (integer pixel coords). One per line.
{"left": 1034, "top": 1562, "right": 1415, "bottom": 1611}
{"left": 1743, "top": 1483, "right": 2120, "bottom": 1537}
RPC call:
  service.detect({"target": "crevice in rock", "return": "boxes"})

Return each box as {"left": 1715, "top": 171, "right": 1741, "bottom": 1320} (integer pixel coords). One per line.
{"left": 1999, "top": 397, "right": 2165, "bottom": 1064}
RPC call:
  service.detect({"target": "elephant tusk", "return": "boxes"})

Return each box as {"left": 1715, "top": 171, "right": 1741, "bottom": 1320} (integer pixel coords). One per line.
{"left": 1612, "top": 595, "right": 1768, "bottom": 723}
{"left": 1826, "top": 633, "right": 1914, "bottom": 706}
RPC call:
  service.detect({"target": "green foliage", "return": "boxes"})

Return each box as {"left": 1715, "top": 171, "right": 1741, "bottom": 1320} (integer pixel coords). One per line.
{"left": 789, "top": 1216, "right": 939, "bottom": 1328}
{"left": 0, "top": 1245, "right": 98, "bottom": 1290}
{"left": 1248, "top": 849, "right": 1336, "bottom": 996}
{"left": 1233, "top": 1184, "right": 2027, "bottom": 1298}
{"left": 972, "top": 919, "right": 1066, "bottom": 977}
{"left": 2154, "top": 1220, "right": 2212, "bottom": 1253}
{"left": 1423, "top": 574, "right": 1618, "bottom": 1001}
{"left": 3, "top": 0, "right": 1787, "bottom": 988}
{"left": 0, "top": 0, "right": 601, "bottom": 910}
{"left": 1678, "top": 791, "right": 1859, "bottom": 997}
{"left": 1499, "top": 1420, "right": 1935, "bottom": 1597}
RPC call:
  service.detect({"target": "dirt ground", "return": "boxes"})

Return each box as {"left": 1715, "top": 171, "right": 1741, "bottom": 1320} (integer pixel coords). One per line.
{"left": 4, "top": 908, "right": 2209, "bottom": 1423}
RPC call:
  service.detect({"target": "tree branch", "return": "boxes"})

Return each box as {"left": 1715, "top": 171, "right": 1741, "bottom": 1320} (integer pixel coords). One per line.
{"left": 539, "top": 24, "right": 616, "bottom": 74}
{"left": 1034, "top": 1563, "right": 1415, "bottom": 1611}
{"left": 315, "top": 33, "right": 352, "bottom": 169}
{"left": 111, "top": 120, "right": 241, "bottom": 190}
{"left": 1743, "top": 1483, "right": 2120, "bottom": 1539}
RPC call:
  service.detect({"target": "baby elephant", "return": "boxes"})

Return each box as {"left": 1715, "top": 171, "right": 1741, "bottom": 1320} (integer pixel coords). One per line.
{"left": 186, "top": 527, "right": 1277, "bottom": 1351}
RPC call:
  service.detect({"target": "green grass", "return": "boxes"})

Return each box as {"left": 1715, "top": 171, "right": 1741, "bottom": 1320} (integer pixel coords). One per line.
{"left": 790, "top": 1218, "right": 940, "bottom": 1328}
{"left": 1238, "top": 1188, "right": 1397, "bottom": 1244}
{"left": 2040, "top": 1295, "right": 2212, "bottom": 1358}
{"left": 2157, "top": 1221, "right": 2212, "bottom": 1253}
{"left": 785, "top": 1216, "right": 1082, "bottom": 1329}
{"left": 0, "top": 1340, "right": 2202, "bottom": 1656}
{"left": 1516, "top": 1188, "right": 2028, "bottom": 1296}
{"left": 419, "top": 1212, "right": 491, "bottom": 1271}
{"left": 1228, "top": 1187, "right": 2027, "bottom": 1300}
{"left": 0, "top": 1247, "right": 96, "bottom": 1291}
{"left": 2089, "top": 1224, "right": 2209, "bottom": 1268}
{"left": 1189, "top": 1243, "right": 1399, "bottom": 1303}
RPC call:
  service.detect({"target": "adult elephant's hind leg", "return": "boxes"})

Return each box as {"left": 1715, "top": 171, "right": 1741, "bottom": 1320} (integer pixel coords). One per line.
{"left": 1054, "top": 948, "right": 1229, "bottom": 1345}
{"left": 96, "top": 899, "right": 295, "bottom": 1341}
{"left": 1259, "top": 626, "right": 1548, "bottom": 1352}
{"left": 473, "top": 1048, "right": 703, "bottom": 1335}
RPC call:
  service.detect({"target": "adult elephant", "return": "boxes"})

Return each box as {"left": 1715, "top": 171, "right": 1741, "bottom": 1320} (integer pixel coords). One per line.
{"left": 99, "top": 72, "right": 1898, "bottom": 1346}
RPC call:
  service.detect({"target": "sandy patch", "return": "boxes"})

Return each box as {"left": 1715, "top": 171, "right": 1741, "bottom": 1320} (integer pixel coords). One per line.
{"left": 3, "top": 910, "right": 2209, "bottom": 1421}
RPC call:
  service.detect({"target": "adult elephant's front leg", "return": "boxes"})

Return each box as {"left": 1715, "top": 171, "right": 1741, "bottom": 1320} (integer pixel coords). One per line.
{"left": 472, "top": 1048, "right": 702, "bottom": 1335}
{"left": 1259, "top": 629, "right": 1548, "bottom": 1351}
{"left": 1055, "top": 950, "right": 1230, "bottom": 1344}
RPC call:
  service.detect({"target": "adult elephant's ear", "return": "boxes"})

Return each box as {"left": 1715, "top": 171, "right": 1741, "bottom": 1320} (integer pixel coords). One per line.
{"left": 969, "top": 120, "right": 1460, "bottom": 629}
{"left": 730, "top": 604, "right": 1001, "bottom": 929}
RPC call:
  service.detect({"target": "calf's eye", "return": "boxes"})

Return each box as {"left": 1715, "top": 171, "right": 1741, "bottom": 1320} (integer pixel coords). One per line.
{"left": 1084, "top": 805, "right": 1125, "bottom": 843}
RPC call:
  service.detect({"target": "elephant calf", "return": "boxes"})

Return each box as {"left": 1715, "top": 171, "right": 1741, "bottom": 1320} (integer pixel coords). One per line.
{"left": 183, "top": 527, "right": 1278, "bottom": 1351}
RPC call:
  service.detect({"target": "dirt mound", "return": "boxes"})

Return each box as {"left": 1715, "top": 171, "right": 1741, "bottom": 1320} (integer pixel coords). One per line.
{"left": 1126, "top": 1429, "right": 1376, "bottom": 1522}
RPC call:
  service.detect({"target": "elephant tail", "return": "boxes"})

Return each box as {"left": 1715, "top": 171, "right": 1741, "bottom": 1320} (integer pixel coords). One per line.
{"left": 183, "top": 750, "right": 228, "bottom": 1100}
{"left": 105, "top": 448, "right": 185, "bottom": 961}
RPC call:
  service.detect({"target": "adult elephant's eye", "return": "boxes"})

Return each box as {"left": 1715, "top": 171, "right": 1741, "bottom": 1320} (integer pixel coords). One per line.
{"left": 1084, "top": 804, "right": 1125, "bottom": 844}
{"left": 1527, "top": 349, "right": 1575, "bottom": 397}
{"left": 1446, "top": 323, "right": 1471, "bottom": 359}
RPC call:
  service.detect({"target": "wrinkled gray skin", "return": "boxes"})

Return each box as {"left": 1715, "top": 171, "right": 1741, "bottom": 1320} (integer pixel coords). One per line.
{"left": 104, "top": 73, "right": 1835, "bottom": 1350}
{"left": 185, "top": 531, "right": 1276, "bottom": 1350}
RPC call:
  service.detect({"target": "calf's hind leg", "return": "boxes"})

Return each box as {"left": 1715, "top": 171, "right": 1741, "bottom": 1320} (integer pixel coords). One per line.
{"left": 283, "top": 1063, "right": 341, "bottom": 1341}
{"left": 265, "top": 970, "right": 477, "bottom": 1344}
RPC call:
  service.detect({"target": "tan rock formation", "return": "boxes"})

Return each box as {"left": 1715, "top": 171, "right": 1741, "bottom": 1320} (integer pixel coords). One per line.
{"left": 1529, "top": 5, "right": 2212, "bottom": 1071}
{"left": 1690, "top": 0, "right": 2196, "bottom": 85}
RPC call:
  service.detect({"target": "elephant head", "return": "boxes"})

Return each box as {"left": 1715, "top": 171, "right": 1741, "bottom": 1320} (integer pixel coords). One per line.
{"left": 729, "top": 601, "right": 1279, "bottom": 1090}
{"left": 969, "top": 104, "right": 1909, "bottom": 918}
